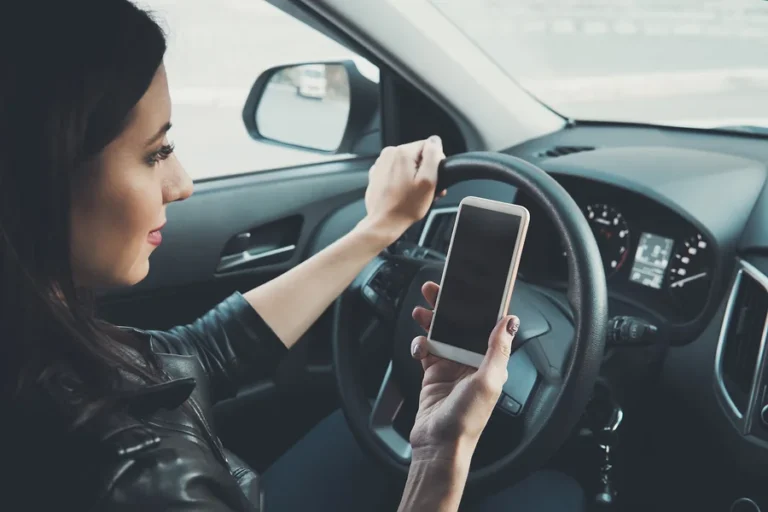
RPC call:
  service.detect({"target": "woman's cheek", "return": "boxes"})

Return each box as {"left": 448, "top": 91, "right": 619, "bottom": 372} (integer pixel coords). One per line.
{"left": 101, "top": 173, "right": 160, "bottom": 285}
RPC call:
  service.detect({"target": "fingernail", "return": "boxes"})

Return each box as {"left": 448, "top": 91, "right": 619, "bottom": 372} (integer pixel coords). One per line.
{"left": 411, "top": 340, "right": 420, "bottom": 357}
{"left": 429, "top": 135, "right": 442, "bottom": 146}
{"left": 507, "top": 316, "right": 520, "bottom": 337}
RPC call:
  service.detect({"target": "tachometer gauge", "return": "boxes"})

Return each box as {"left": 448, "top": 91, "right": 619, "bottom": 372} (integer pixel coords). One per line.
{"left": 668, "top": 233, "right": 712, "bottom": 311}
{"left": 584, "top": 203, "right": 631, "bottom": 278}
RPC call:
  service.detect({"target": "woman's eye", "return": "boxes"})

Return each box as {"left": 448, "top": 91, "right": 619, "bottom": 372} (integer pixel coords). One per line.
{"left": 145, "top": 142, "right": 175, "bottom": 166}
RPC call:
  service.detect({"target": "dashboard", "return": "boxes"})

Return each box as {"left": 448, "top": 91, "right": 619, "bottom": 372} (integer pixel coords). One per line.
{"left": 395, "top": 143, "right": 766, "bottom": 342}
{"left": 311, "top": 141, "right": 767, "bottom": 345}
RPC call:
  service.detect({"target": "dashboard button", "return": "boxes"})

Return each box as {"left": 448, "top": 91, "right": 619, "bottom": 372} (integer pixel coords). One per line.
{"left": 499, "top": 395, "right": 522, "bottom": 415}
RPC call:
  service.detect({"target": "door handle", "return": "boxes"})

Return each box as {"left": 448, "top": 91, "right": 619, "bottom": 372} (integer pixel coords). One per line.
{"left": 216, "top": 244, "right": 296, "bottom": 273}
{"left": 217, "top": 216, "right": 303, "bottom": 274}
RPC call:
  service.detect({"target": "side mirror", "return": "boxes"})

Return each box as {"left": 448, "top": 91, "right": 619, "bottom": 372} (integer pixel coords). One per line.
{"left": 242, "top": 60, "right": 380, "bottom": 154}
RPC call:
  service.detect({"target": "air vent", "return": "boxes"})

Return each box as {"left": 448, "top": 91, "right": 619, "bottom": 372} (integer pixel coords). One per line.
{"left": 717, "top": 261, "right": 768, "bottom": 418}
{"left": 535, "top": 145, "right": 596, "bottom": 159}
{"left": 418, "top": 207, "right": 458, "bottom": 254}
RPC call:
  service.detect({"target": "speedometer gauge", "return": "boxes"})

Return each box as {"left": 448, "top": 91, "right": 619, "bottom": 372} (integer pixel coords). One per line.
{"left": 668, "top": 233, "right": 712, "bottom": 312}
{"left": 584, "top": 203, "right": 630, "bottom": 278}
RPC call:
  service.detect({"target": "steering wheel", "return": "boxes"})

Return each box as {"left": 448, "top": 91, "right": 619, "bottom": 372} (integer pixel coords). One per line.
{"left": 332, "top": 152, "right": 608, "bottom": 496}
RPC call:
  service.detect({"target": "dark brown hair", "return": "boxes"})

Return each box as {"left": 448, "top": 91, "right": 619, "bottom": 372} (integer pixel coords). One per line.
{"left": 0, "top": 0, "right": 168, "bottom": 427}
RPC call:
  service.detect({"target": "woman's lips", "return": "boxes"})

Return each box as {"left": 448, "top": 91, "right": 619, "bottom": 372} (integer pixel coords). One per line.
{"left": 148, "top": 222, "right": 166, "bottom": 246}
{"left": 148, "top": 229, "right": 163, "bottom": 246}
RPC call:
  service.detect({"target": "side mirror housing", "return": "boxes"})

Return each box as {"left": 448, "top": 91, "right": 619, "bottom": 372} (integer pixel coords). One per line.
{"left": 242, "top": 60, "right": 380, "bottom": 154}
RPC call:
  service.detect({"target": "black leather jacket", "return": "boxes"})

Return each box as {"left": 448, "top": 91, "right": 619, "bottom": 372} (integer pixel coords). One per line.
{"left": 10, "top": 292, "right": 287, "bottom": 511}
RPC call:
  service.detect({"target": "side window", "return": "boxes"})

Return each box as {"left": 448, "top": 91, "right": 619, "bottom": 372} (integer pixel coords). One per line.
{"left": 141, "top": 0, "right": 381, "bottom": 180}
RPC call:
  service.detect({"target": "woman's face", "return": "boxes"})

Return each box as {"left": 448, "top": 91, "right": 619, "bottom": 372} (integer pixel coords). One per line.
{"left": 70, "top": 64, "right": 193, "bottom": 288}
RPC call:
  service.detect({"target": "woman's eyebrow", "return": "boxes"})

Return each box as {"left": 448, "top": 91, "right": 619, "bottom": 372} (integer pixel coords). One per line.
{"left": 145, "top": 121, "right": 172, "bottom": 147}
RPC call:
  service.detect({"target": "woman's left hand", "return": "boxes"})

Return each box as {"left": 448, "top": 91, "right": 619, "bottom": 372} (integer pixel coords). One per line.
{"left": 363, "top": 136, "right": 447, "bottom": 241}
{"left": 409, "top": 281, "right": 522, "bottom": 461}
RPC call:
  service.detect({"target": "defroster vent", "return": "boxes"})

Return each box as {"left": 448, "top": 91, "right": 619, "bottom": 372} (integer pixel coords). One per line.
{"left": 534, "top": 145, "right": 596, "bottom": 159}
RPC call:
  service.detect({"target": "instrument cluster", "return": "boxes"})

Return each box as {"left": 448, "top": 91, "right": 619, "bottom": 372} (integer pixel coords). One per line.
{"left": 516, "top": 176, "right": 715, "bottom": 323}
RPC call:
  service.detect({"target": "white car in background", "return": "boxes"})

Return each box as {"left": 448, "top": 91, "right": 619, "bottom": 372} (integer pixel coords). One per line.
{"left": 297, "top": 64, "right": 327, "bottom": 99}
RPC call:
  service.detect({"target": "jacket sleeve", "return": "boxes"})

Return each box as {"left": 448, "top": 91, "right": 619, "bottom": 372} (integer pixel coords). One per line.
{"left": 147, "top": 292, "right": 287, "bottom": 402}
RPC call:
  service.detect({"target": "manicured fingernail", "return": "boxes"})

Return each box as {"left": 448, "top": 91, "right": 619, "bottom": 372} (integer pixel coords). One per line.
{"left": 507, "top": 316, "right": 520, "bottom": 337}
{"left": 429, "top": 135, "right": 442, "bottom": 146}
{"left": 411, "top": 340, "right": 420, "bottom": 357}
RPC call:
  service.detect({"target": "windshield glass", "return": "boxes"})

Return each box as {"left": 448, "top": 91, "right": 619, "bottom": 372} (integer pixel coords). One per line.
{"left": 430, "top": 0, "right": 768, "bottom": 131}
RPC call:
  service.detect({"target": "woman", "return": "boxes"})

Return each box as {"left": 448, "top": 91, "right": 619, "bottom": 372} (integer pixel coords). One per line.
{"left": 0, "top": 1, "right": 584, "bottom": 510}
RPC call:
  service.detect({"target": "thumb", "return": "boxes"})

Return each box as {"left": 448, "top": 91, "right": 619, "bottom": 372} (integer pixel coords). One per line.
{"left": 417, "top": 135, "right": 444, "bottom": 182}
{"left": 478, "top": 315, "right": 520, "bottom": 380}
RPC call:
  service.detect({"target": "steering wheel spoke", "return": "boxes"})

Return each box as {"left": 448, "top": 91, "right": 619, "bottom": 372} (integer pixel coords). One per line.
{"left": 520, "top": 380, "right": 562, "bottom": 438}
{"left": 370, "top": 361, "right": 412, "bottom": 463}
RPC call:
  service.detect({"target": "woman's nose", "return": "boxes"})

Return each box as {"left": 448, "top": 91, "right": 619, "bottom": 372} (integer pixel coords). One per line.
{"left": 164, "top": 157, "right": 194, "bottom": 203}
{"left": 176, "top": 166, "right": 194, "bottom": 202}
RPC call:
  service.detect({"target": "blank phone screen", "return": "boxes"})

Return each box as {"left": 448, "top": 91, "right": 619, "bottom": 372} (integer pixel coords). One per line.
{"left": 430, "top": 204, "right": 522, "bottom": 355}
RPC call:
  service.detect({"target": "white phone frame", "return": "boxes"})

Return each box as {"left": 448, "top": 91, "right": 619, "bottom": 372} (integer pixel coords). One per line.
{"left": 426, "top": 196, "right": 530, "bottom": 367}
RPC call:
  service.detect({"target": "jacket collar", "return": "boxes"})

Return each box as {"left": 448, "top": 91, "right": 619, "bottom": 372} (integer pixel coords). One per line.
{"left": 116, "top": 327, "right": 198, "bottom": 414}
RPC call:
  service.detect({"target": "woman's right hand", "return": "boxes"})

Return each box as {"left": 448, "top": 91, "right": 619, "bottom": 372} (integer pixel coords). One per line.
{"left": 408, "top": 281, "right": 523, "bottom": 462}
{"left": 360, "top": 137, "right": 446, "bottom": 245}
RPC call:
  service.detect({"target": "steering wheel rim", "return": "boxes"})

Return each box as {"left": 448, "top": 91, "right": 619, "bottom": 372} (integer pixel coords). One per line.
{"left": 333, "top": 152, "right": 608, "bottom": 495}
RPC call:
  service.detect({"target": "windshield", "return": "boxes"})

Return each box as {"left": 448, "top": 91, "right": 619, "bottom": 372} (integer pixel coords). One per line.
{"left": 430, "top": 0, "right": 768, "bottom": 131}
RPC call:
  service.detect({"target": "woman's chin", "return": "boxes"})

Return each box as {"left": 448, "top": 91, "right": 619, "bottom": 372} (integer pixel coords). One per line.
{"left": 73, "top": 261, "right": 149, "bottom": 289}
{"left": 108, "top": 258, "right": 151, "bottom": 288}
{"left": 125, "top": 259, "right": 151, "bottom": 286}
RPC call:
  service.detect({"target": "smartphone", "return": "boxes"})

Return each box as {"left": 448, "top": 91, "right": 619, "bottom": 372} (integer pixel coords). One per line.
{"left": 426, "top": 196, "right": 530, "bottom": 367}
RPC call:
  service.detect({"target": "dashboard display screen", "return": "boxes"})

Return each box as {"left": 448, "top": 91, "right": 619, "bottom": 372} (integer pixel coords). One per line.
{"left": 629, "top": 232, "right": 674, "bottom": 289}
